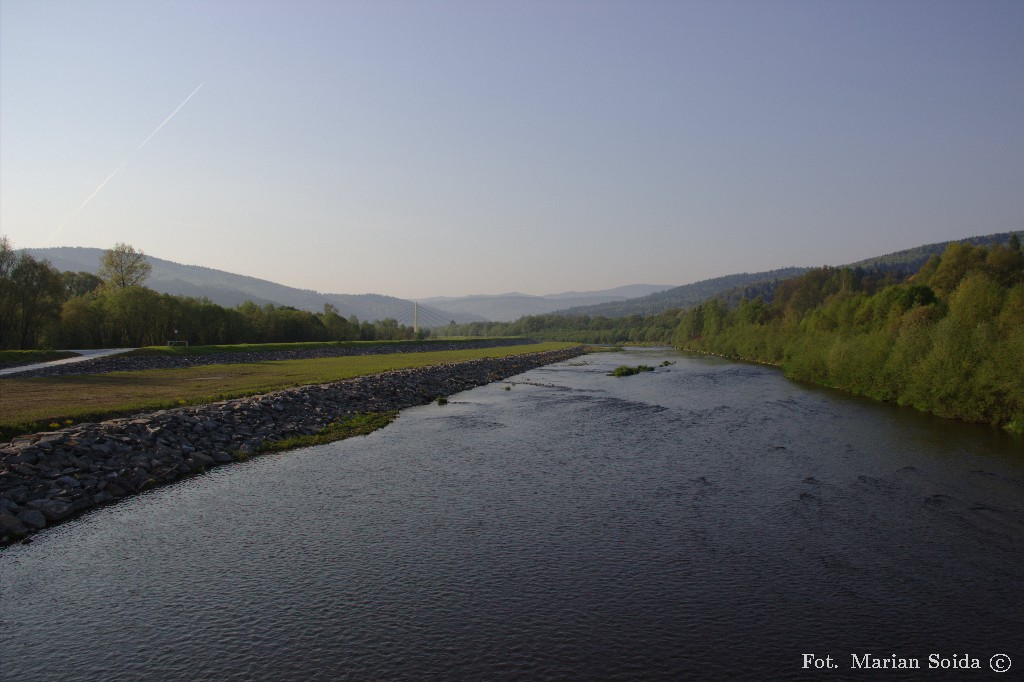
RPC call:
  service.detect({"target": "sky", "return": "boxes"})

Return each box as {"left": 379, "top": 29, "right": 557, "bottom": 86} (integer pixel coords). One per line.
{"left": 2, "top": 0, "right": 1022, "bottom": 299}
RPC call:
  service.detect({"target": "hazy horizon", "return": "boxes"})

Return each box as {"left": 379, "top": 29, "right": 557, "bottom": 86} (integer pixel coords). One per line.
{"left": 3, "top": 1, "right": 1022, "bottom": 299}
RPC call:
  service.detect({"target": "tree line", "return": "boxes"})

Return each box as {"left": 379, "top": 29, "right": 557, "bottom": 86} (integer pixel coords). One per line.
{"left": 446, "top": 310, "right": 681, "bottom": 345}
{"left": 0, "top": 238, "right": 426, "bottom": 349}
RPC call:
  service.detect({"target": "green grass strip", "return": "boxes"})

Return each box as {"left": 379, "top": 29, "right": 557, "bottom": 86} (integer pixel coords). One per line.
{"left": 127, "top": 337, "right": 526, "bottom": 357}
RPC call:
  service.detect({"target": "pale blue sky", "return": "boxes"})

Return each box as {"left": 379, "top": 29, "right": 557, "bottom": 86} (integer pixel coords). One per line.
{"left": 2, "top": 0, "right": 1022, "bottom": 298}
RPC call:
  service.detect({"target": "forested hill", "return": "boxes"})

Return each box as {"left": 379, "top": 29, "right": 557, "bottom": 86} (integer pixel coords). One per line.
{"left": 25, "top": 247, "right": 474, "bottom": 324}
{"left": 555, "top": 231, "right": 1023, "bottom": 319}
{"left": 845, "top": 230, "right": 1024, "bottom": 274}
{"left": 556, "top": 267, "right": 810, "bottom": 318}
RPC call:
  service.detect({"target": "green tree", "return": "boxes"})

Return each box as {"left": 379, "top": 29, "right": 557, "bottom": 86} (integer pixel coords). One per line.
{"left": 0, "top": 237, "right": 65, "bottom": 349}
{"left": 99, "top": 242, "right": 152, "bottom": 290}
{"left": 57, "top": 294, "right": 105, "bottom": 348}
{"left": 0, "top": 236, "right": 18, "bottom": 346}
{"left": 62, "top": 271, "right": 104, "bottom": 299}
{"left": 320, "top": 303, "right": 356, "bottom": 340}
{"left": 4, "top": 253, "right": 64, "bottom": 349}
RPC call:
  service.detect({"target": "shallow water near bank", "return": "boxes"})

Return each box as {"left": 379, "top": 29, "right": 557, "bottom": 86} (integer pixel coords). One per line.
{"left": 1, "top": 349, "right": 1022, "bottom": 680}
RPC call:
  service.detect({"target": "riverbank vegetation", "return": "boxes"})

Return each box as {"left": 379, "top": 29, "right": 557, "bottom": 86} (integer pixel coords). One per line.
{"left": 0, "top": 342, "right": 576, "bottom": 440}
{"left": 676, "top": 239, "right": 1024, "bottom": 432}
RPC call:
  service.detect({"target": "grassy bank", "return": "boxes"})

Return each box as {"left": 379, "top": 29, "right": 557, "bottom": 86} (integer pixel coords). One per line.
{"left": 0, "top": 350, "right": 79, "bottom": 368}
{"left": 0, "top": 342, "right": 576, "bottom": 440}
{"left": 126, "top": 337, "right": 527, "bottom": 357}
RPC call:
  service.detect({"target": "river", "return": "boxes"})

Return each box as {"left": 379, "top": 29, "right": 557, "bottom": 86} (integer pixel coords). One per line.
{"left": 1, "top": 349, "right": 1021, "bottom": 680}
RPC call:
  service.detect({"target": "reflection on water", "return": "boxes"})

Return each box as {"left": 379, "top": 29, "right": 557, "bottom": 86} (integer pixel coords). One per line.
{"left": 1, "top": 349, "right": 1022, "bottom": 680}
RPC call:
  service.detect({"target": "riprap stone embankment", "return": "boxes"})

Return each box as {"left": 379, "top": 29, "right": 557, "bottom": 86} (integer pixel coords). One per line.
{"left": 0, "top": 346, "right": 586, "bottom": 545}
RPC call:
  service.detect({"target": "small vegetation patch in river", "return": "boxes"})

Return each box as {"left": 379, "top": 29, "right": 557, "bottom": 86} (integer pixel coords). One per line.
{"left": 608, "top": 365, "right": 656, "bottom": 377}
{"left": 254, "top": 411, "right": 399, "bottom": 454}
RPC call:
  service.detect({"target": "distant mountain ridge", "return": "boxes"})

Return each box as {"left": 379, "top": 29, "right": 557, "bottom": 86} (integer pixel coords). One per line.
{"left": 556, "top": 268, "right": 811, "bottom": 318}
{"left": 416, "top": 284, "right": 675, "bottom": 322}
{"left": 27, "top": 231, "right": 1019, "bottom": 325}
{"left": 24, "top": 247, "right": 477, "bottom": 324}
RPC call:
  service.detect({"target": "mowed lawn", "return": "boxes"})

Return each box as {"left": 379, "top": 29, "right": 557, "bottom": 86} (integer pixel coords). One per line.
{"left": 0, "top": 342, "right": 576, "bottom": 438}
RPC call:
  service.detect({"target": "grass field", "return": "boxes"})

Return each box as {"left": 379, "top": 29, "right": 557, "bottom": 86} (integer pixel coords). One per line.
{"left": 0, "top": 342, "right": 575, "bottom": 440}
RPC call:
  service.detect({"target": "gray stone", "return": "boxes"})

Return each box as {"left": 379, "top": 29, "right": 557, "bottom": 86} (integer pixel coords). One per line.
{"left": 25, "top": 499, "right": 70, "bottom": 521}
{"left": 189, "top": 452, "right": 216, "bottom": 467}
{"left": 105, "top": 483, "right": 128, "bottom": 498}
{"left": 6, "top": 451, "right": 39, "bottom": 465}
{"left": 0, "top": 512, "right": 28, "bottom": 536}
{"left": 68, "top": 455, "right": 91, "bottom": 470}
{"left": 17, "top": 509, "right": 47, "bottom": 530}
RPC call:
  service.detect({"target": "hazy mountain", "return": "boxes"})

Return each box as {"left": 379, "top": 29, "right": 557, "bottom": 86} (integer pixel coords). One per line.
{"left": 416, "top": 284, "right": 675, "bottom": 322}
{"left": 25, "top": 247, "right": 479, "bottom": 324}
{"left": 556, "top": 268, "right": 811, "bottom": 318}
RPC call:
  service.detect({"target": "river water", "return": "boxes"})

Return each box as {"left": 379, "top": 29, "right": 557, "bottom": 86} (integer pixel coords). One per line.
{"left": 1, "top": 349, "right": 1022, "bottom": 680}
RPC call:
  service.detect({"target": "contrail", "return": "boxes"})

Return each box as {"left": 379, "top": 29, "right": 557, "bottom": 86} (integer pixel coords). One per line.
{"left": 133, "top": 82, "right": 204, "bottom": 153}
{"left": 47, "top": 82, "right": 206, "bottom": 244}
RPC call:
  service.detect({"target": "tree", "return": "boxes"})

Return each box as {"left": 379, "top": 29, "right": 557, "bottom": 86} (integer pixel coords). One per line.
{"left": 62, "top": 271, "right": 104, "bottom": 299}
{"left": 0, "top": 236, "right": 18, "bottom": 345}
{"left": 320, "top": 303, "right": 356, "bottom": 340}
{"left": 99, "top": 242, "right": 152, "bottom": 290}
{"left": 0, "top": 247, "right": 64, "bottom": 349}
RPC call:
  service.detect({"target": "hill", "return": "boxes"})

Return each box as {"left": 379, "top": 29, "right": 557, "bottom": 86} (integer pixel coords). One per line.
{"left": 416, "top": 284, "right": 675, "bottom": 322}
{"left": 556, "top": 231, "right": 1024, "bottom": 318}
{"left": 25, "top": 247, "right": 476, "bottom": 324}
{"left": 846, "top": 230, "right": 1023, "bottom": 273}
{"left": 556, "top": 268, "right": 811, "bottom": 318}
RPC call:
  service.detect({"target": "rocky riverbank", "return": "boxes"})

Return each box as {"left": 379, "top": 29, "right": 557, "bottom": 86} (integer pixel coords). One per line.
{"left": 0, "top": 346, "right": 586, "bottom": 545}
